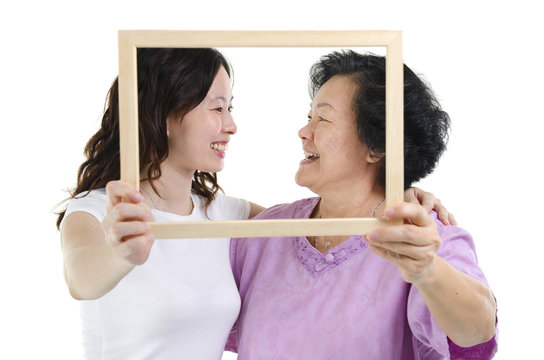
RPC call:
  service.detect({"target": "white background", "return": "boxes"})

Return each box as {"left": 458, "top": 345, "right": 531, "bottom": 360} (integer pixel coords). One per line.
{"left": 1, "top": 0, "right": 542, "bottom": 358}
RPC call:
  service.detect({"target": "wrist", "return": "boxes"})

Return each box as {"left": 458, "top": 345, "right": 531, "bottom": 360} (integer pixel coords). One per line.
{"left": 411, "top": 254, "right": 442, "bottom": 288}
{"left": 110, "top": 245, "right": 136, "bottom": 273}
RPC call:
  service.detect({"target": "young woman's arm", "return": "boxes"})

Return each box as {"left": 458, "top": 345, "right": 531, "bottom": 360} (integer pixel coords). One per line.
{"left": 404, "top": 187, "right": 457, "bottom": 226}
{"left": 61, "top": 182, "right": 154, "bottom": 300}
{"left": 248, "top": 202, "right": 266, "bottom": 218}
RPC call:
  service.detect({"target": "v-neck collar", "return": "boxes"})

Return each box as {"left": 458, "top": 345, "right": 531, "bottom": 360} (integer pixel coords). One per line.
{"left": 291, "top": 197, "right": 368, "bottom": 277}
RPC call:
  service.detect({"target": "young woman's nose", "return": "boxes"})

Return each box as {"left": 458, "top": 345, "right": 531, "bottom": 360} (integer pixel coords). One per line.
{"left": 223, "top": 112, "right": 237, "bottom": 135}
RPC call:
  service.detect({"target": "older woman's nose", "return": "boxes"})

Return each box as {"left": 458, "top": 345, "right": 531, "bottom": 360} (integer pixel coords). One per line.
{"left": 298, "top": 122, "right": 314, "bottom": 140}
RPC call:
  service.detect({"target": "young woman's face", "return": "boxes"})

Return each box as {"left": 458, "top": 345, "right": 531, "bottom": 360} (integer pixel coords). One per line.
{"left": 166, "top": 66, "right": 236, "bottom": 174}
{"left": 295, "top": 75, "right": 378, "bottom": 195}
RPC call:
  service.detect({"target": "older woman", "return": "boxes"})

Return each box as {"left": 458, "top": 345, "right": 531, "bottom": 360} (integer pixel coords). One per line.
{"left": 227, "top": 51, "right": 497, "bottom": 359}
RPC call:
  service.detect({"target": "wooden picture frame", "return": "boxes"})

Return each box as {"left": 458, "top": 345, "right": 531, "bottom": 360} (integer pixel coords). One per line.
{"left": 118, "top": 30, "right": 404, "bottom": 238}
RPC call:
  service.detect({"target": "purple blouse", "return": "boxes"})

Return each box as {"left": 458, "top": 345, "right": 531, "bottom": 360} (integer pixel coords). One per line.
{"left": 227, "top": 197, "right": 497, "bottom": 359}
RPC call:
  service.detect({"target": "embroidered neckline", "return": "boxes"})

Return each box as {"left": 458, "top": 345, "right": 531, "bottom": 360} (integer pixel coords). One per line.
{"left": 291, "top": 197, "right": 368, "bottom": 277}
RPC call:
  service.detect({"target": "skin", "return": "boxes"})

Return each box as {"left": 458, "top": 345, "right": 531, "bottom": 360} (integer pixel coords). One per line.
{"left": 296, "top": 74, "right": 496, "bottom": 347}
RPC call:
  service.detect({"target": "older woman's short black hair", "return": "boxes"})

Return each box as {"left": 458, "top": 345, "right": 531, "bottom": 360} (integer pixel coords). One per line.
{"left": 309, "top": 50, "right": 450, "bottom": 188}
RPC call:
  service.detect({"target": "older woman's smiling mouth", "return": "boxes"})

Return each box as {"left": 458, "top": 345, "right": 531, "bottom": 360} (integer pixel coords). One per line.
{"left": 301, "top": 149, "right": 320, "bottom": 165}
{"left": 304, "top": 150, "right": 320, "bottom": 160}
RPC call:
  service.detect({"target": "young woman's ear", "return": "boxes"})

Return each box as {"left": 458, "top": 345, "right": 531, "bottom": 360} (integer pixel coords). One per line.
{"left": 165, "top": 117, "right": 171, "bottom": 137}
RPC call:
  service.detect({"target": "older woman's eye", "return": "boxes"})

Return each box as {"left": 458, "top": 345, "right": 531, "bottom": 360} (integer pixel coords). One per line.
{"left": 318, "top": 116, "right": 327, "bottom": 122}
{"left": 307, "top": 115, "right": 312, "bottom": 122}
{"left": 228, "top": 106, "right": 234, "bottom": 112}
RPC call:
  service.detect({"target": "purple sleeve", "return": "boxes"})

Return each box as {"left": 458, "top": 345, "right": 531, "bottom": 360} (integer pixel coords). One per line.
{"left": 225, "top": 325, "right": 238, "bottom": 353}
{"left": 408, "top": 220, "right": 498, "bottom": 359}
{"left": 448, "top": 336, "right": 498, "bottom": 359}
{"left": 225, "top": 237, "right": 240, "bottom": 353}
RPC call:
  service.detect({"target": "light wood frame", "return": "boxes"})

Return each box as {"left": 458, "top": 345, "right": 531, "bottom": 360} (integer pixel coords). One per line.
{"left": 118, "top": 30, "right": 403, "bottom": 239}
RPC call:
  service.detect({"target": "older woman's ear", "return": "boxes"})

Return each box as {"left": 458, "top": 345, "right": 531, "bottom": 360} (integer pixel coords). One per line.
{"left": 366, "top": 151, "right": 384, "bottom": 164}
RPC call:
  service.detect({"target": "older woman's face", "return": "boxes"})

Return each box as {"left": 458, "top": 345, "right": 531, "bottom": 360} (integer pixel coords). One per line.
{"left": 295, "top": 75, "right": 378, "bottom": 195}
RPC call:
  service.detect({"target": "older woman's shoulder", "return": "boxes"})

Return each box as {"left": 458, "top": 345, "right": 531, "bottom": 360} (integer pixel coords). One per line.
{"left": 254, "top": 197, "right": 320, "bottom": 220}
{"left": 430, "top": 211, "right": 473, "bottom": 242}
{"left": 431, "top": 210, "right": 492, "bottom": 288}
{"left": 430, "top": 210, "right": 482, "bottom": 263}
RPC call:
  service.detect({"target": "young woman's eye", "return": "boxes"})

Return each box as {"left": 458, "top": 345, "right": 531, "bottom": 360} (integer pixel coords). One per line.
{"left": 307, "top": 115, "right": 312, "bottom": 122}
{"left": 214, "top": 107, "right": 223, "bottom": 112}
{"left": 228, "top": 106, "right": 234, "bottom": 112}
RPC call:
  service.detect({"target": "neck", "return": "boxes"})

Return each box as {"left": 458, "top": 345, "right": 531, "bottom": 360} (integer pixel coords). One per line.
{"left": 311, "top": 182, "right": 385, "bottom": 253}
{"left": 140, "top": 161, "right": 195, "bottom": 216}
{"left": 316, "top": 182, "right": 385, "bottom": 219}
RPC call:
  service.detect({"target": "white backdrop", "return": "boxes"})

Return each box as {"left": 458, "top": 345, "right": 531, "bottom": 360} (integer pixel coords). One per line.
{"left": 1, "top": 1, "right": 542, "bottom": 358}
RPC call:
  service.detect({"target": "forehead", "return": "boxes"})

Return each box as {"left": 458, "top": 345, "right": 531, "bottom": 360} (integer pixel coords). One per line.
{"left": 204, "top": 67, "right": 233, "bottom": 102}
{"left": 312, "top": 75, "right": 358, "bottom": 111}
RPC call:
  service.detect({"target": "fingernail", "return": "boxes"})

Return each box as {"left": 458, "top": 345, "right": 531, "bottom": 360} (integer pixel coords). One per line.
{"left": 368, "top": 232, "right": 379, "bottom": 243}
{"left": 384, "top": 208, "right": 395, "bottom": 219}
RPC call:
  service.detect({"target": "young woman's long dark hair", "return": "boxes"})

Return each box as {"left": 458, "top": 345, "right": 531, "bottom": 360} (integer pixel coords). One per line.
{"left": 56, "top": 48, "right": 231, "bottom": 229}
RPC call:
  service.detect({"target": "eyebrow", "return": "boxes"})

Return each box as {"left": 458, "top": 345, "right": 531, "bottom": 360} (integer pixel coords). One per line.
{"left": 310, "top": 102, "right": 336, "bottom": 112}
{"left": 210, "top": 96, "right": 234, "bottom": 103}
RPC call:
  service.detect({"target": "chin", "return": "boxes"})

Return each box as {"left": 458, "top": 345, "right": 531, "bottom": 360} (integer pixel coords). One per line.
{"left": 198, "top": 163, "right": 224, "bottom": 174}
{"left": 294, "top": 171, "right": 309, "bottom": 188}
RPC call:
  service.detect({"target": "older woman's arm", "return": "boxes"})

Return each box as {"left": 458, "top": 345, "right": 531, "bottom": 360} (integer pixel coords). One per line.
{"left": 366, "top": 202, "right": 496, "bottom": 347}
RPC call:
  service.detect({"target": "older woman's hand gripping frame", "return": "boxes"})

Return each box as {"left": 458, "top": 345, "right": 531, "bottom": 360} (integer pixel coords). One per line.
{"left": 365, "top": 202, "right": 496, "bottom": 348}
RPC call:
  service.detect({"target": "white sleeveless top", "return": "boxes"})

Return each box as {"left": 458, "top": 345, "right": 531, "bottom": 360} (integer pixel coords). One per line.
{"left": 63, "top": 188, "right": 250, "bottom": 360}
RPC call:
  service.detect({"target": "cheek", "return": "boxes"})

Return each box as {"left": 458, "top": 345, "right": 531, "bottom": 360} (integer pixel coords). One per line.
{"left": 329, "top": 134, "right": 366, "bottom": 165}
{"left": 316, "top": 130, "right": 347, "bottom": 157}
{"left": 197, "top": 116, "right": 222, "bottom": 138}
{"left": 180, "top": 115, "right": 220, "bottom": 139}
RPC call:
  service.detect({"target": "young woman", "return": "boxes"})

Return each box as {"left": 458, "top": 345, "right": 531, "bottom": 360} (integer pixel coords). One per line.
{"left": 58, "top": 48, "right": 266, "bottom": 359}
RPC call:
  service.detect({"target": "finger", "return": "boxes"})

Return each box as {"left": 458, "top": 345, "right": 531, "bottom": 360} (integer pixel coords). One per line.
{"left": 418, "top": 193, "right": 435, "bottom": 214}
{"left": 111, "top": 202, "right": 153, "bottom": 222}
{"left": 108, "top": 220, "right": 150, "bottom": 244}
{"left": 384, "top": 202, "right": 434, "bottom": 227}
{"left": 369, "top": 237, "right": 436, "bottom": 261}
{"left": 102, "top": 203, "right": 153, "bottom": 237}
{"left": 106, "top": 181, "right": 142, "bottom": 209}
{"left": 369, "top": 243, "right": 437, "bottom": 284}
{"left": 405, "top": 187, "right": 434, "bottom": 211}
{"left": 367, "top": 224, "right": 431, "bottom": 247}
{"left": 368, "top": 243, "right": 414, "bottom": 265}
{"left": 436, "top": 202, "right": 451, "bottom": 226}
{"left": 448, "top": 213, "right": 458, "bottom": 226}
{"left": 117, "top": 233, "right": 154, "bottom": 265}
{"left": 139, "top": 202, "right": 156, "bottom": 222}
{"left": 403, "top": 187, "right": 420, "bottom": 204}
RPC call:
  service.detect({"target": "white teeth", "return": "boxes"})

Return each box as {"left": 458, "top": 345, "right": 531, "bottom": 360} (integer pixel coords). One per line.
{"left": 211, "top": 143, "right": 227, "bottom": 152}
{"left": 304, "top": 150, "right": 320, "bottom": 159}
